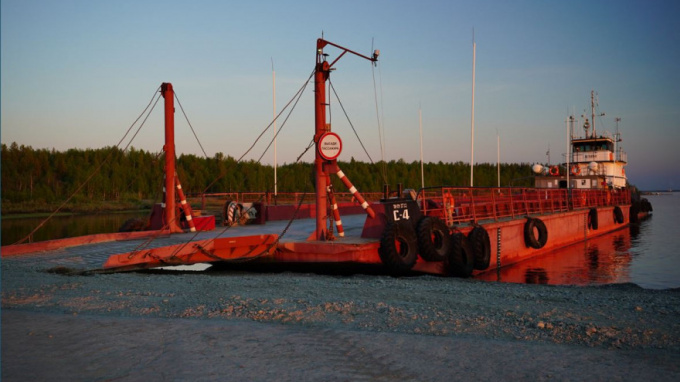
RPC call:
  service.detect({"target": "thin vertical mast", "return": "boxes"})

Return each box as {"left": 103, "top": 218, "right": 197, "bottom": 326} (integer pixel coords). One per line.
{"left": 566, "top": 116, "right": 570, "bottom": 189}
{"left": 470, "top": 29, "right": 476, "bottom": 187}
{"left": 591, "top": 90, "right": 595, "bottom": 138}
{"left": 272, "top": 58, "right": 277, "bottom": 196}
{"left": 497, "top": 130, "right": 500, "bottom": 188}
{"left": 419, "top": 105, "right": 424, "bottom": 189}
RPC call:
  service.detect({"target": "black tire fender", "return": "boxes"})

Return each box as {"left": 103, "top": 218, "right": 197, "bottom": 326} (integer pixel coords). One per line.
{"left": 468, "top": 226, "right": 491, "bottom": 270}
{"left": 447, "top": 232, "right": 475, "bottom": 277}
{"left": 524, "top": 218, "right": 548, "bottom": 249}
{"left": 629, "top": 202, "right": 640, "bottom": 224}
{"left": 613, "top": 206, "right": 624, "bottom": 224}
{"left": 588, "top": 208, "right": 599, "bottom": 230}
{"left": 379, "top": 220, "right": 419, "bottom": 275}
{"left": 416, "top": 216, "right": 450, "bottom": 262}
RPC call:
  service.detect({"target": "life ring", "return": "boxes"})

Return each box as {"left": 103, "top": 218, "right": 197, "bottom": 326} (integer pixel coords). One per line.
{"left": 587, "top": 208, "right": 599, "bottom": 230}
{"left": 570, "top": 165, "right": 581, "bottom": 176}
{"left": 613, "top": 206, "right": 624, "bottom": 224}
{"left": 447, "top": 232, "right": 474, "bottom": 277}
{"left": 549, "top": 166, "right": 559, "bottom": 176}
{"left": 524, "top": 218, "right": 548, "bottom": 249}
{"left": 468, "top": 226, "right": 491, "bottom": 270}
{"left": 378, "top": 220, "right": 419, "bottom": 275}
{"left": 416, "top": 216, "right": 451, "bottom": 262}
{"left": 224, "top": 201, "right": 241, "bottom": 226}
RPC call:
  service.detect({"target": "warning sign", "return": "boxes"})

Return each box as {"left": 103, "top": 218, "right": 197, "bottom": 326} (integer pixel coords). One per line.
{"left": 318, "top": 132, "right": 342, "bottom": 160}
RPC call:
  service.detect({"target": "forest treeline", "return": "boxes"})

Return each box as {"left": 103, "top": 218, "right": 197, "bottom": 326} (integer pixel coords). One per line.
{"left": 2, "top": 142, "right": 533, "bottom": 207}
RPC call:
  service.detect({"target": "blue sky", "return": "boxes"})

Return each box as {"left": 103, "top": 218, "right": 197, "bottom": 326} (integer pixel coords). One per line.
{"left": 2, "top": 0, "right": 679, "bottom": 190}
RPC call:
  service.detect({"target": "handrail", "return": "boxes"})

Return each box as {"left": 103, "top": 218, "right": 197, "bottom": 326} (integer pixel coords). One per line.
{"left": 187, "top": 191, "right": 386, "bottom": 210}
{"left": 416, "top": 186, "right": 631, "bottom": 226}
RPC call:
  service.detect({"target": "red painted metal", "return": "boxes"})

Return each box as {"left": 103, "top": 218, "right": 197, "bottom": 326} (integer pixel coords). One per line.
{"left": 161, "top": 83, "right": 182, "bottom": 233}
{"left": 313, "top": 39, "right": 379, "bottom": 241}
{"left": 326, "top": 174, "right": 344, "bottom": 237}
{"left": 418, "top": 187, "right": 630, "bottom": 226}
{"left": 1, "top": 231, "right": 161, "bottom": 257}
{"left": 175, "top": 175, "right": 196, "bottom": 232}
{"left": 103, "top": 234, "right": 278, "bottom": 271}
{"left": 314, "top": 54, "right": 329, "bottom": 240}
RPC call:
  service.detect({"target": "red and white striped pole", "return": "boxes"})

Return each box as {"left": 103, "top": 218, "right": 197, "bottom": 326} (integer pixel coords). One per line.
{"left": 335, "top": 167, "right": 375, "bottom": 219}
{"left": 175, "top": 175, "right": 196, "bottom": 232}
{"left": 326, "top": 175, "right": 344, "bottom": 237}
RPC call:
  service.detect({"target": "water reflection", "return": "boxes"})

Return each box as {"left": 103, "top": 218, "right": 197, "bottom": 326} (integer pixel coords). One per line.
{"left": 1, "top": 211, "right": 150, "bottom": 245}
{"left": 477, "top": 226, "right": 636, "bottom": 286}
{"left": 524, "top": 268, "right": 549, "bottom": 284}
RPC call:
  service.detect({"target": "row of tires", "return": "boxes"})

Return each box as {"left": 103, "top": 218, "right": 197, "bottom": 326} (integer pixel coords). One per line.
{"left": 629, "top": 199, "right": 652, "bottom": 224}
{"left": 587, "top": 206, "right": 626, "bottom": 230}
{"left": 377, "top": 216, "right": 491, "bottom": 277}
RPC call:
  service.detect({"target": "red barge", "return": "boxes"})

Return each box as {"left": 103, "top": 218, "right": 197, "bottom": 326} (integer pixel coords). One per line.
{"left": 2, "top": 39, "right": 652, "bottom": 278}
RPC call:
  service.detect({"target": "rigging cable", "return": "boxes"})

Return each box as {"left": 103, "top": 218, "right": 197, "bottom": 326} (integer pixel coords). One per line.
{"left": 371, "top": 59, "right": 388, "bottom": 184}
{"left": 131, "top": 70, "right": 317, "bottom": 257}
{"left": 257, "top": 70, "right": 312, "bottom": 163}
{"left": 328, "top": 79, "right": 375, "bottom": 163}
{"left": 174, "top": 92, "right": 209, "bottom": 158}
{"left": 201, "top": 68, "right": 316, "bottom": 193}
{"left": 12, "top": 86, "right": 162, "bottom": 245}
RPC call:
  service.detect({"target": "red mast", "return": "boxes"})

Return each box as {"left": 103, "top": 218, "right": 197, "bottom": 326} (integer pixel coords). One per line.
{"left": 313, "top": 39, "right": 378, "bottom": 240}
{"left": 161, "top": 83, "right": 182, "bottom": 233}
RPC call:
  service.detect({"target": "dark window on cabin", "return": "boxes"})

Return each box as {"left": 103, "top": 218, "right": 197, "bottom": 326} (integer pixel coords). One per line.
{"left": 559, "top": 180, "right": 567, "bottom": 188}
{"left": 574, "top": 142, "right": 613, "bottom": 152}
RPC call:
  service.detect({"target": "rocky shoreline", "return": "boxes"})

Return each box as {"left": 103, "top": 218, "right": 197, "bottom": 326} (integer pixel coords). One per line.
{"left": 2, "top": 259, "right": 680, "bottom": 380}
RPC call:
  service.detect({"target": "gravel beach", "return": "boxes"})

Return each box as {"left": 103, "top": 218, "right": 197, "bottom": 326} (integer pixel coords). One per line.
{"left": 2, "top": 252, "right": 680, "bottom": 381}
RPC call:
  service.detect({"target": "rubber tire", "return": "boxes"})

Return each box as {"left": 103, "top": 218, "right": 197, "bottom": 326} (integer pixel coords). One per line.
{"left": 588, "top": 208, "right": 599, "bottom": 230}
{"left": 468, "top": 226, "right": 491, "bottom": 270}
{"left": 613, "top": 206, "right": 624, "bottom": 224}
{"left": 379, "top": 221, "right": 419, "bottom": 275}
{"left": 524, "top": 218, "right": 548, "bottom": 249}
{"left": 448, "top": 232, "right": 475, "bottom": 278}
{"left": 629, "top": 202, "right": 640, "bottom": 224}
{"left": 416, "top": 216, "right": 450, "bottom": 262}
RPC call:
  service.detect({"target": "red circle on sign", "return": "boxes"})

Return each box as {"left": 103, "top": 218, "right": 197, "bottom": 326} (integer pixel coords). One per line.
{"left": 318, "top": 132, "right": 342, "bottom": 160}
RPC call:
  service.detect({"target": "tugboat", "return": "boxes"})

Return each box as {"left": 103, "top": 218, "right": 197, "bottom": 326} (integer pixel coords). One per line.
{"left": 535, "top": 91, "right": 627, "bottom": 191}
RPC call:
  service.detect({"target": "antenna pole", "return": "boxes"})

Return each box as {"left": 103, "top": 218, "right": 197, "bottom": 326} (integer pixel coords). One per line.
{"left": 566, "top": 117, "right": 570, "bottom": 189}
{"left": 591, "top": 90, "right": 595, "bottom": 138}
{"left": 496, "top": 130, "right": 500, "bottom": 188}
{"left": 470, "top": 29, "right": 476, "bottom": 187}
{"left": 615, "top": 117, "right": 621, "bottom": 162}
{"left": 272, "top": 58, "right": 277, "bottom": 197}
{"left": 419, "top": 105, "right": 424, "bottom": 189}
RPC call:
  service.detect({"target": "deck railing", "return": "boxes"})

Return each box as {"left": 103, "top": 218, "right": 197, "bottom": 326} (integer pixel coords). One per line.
{"left": 188, "top": 187, "right": 630, "bottom": 227}
{"left": 417, "top": 187, "right": 631, "bottom": 226}
{"left": 188, "top": 191, "right": 386, "bottom": 211}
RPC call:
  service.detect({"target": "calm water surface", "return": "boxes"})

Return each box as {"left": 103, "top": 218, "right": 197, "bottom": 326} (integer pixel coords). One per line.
{"left": 2, "top": 194, "right": 678, "bottom": 289}
{"left": 1, "top": 211, "right": 150, "bottom": 245}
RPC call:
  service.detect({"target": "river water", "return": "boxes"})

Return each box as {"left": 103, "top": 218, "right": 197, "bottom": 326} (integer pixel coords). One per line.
{"left": 2, "top": 194, "right": 678, "bottom": 289}
{"left": 1, "top": 211, "right": 150, "bottom": 245}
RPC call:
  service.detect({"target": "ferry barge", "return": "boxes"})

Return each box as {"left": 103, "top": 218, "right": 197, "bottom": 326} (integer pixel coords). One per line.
{"left": 2, "top": 39, "right": 651, "bottom": 278}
